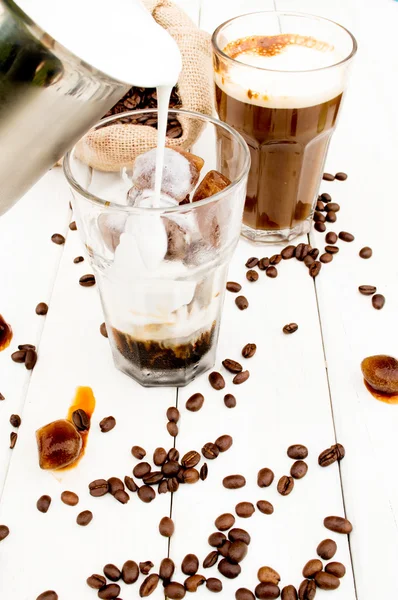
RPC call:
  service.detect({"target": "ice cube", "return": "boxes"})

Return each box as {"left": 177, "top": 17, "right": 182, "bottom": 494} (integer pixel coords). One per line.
{"left": 192, "top": 170, "right": 231, "bottom": 202}
{"left": 131, "top": 147, "right": 204, "bottom": 202}
{"left": 36, "top": 419, "right": 83, "bottom": 470}
{"left": 98, "top": 213, "right": 127, "bottom": 252}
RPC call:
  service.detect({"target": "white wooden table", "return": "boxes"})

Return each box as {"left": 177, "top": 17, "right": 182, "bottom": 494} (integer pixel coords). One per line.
{"left": 1, "top": 0, "right": 397, "bottom": 598}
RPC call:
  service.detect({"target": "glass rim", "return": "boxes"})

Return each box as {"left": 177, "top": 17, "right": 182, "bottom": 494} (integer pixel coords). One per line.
{"left": 212, "top": 11, "right": 358, "bottom": 74}
{"left": 63, "top": 108, "right": 251, "bottom": 214}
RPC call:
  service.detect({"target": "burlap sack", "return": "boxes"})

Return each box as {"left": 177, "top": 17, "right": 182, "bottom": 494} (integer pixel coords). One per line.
{"left": 75, "top": 0, "right": 213, "bottom": 171}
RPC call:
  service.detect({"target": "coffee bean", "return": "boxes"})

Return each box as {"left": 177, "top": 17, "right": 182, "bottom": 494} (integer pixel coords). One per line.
{"left": 159, "top": 558, "right": 175, "bottom": 582}
{"left": 258, "top": 566, "right": 280, "bottom": 584}
{"left": 320, "top": 253, "right": 333, "bottom": 264}
{"left": 227, "top": 282, "right": 242, "bottom": 293}
{"left": 372, "top": 294, "right": 385, "bottom": 310}
{"left": 0, "top": 393, "right": 4, "bottom": 401}
{"left": 137, "top": 486, "right": 156, "bottom": 503}
{"left": 104, "top": 564, "right": 121, "bottom": 582}
{"left": 217, "top": 539, "right": 231, "bottom": 558}
{"left": 37, "top": 495, "right": 52, "bottom": 513}
{"left": 236, "top": 296, "right": 249, "bottom": 310}
{"left": 162, "top": 461, "right": 180, "bottom": 477}
{"left": 222, "top": 359, "right": 243, "bottom": 373}
{"left": 35, "top": 302, "right": 48, "bottom": 315}
{"left": 314, "top": 571, "right": 340, "bottom": 590}
{"left": 277, "top": 475, "right": 294, "bottom": 496}
{"left": 287, "top": 444, "right": 308, "bottom": 459}
{"left": 359, "top": 246, "right": 372, "bottom": 259}
{"left": 339, "top": 231, "right": 354, "bottom": 242}
{"left": 298, "top": 579, "right": 316, "bottom": 600}
{"left": 302, "top": 560, "right": 322, "bottom": 579}
{"left": 255, "top": 583, "right": 280, "bottom": 599}
{"left": 281, "top": 585, "right": 298, "bottom": 600}
{"left": 72, "top": 409, "right": 90, "bottom": 431}
{"left": 283, "top": 323, "right": 298, "bottom": 334}
{"left": 182, "top": 553, "right": 199, "bottom": 575}
{"left": 266, "top": 266, "right": 278, "bottom": 278}
{"left": 228, "top": 540, "right": 248, "bottom": 564}
{"left": 290, "top": 460, "right": 308, "bottom": 479}
{"left": 98, "top": 584, "right": 120, "bottom": 600}
{"left": 318, "top": 443, "right": 345, "bottom": 467}
{"left": 257, "top": 500, "right": 274, "bottom": 514}
{"left": 0, "top": 525, "right": 9, "bottom": 541}
{"left": 89, "top": 479, "right": 109, "bottom": 497}
{"left": 114, "top": 489, "right": 130, "bottom": 504}
{"left": 359, "top": 285, "right": 376, "bottom": 296}
{"left": 69, "top": 221, "right": 77, "bottom": 231}
{"left": 223, "top": 474, "right": 246, "bottom": 489}
{"left": 164, "top": 582, "right": 186, "bottom": 599}
{"left": 9, "top": 414, "right": 21, "bottom": 427}
{"left": 200, "top": 463, "right": 208, "bottom": 480}
{"left": 321, "top": 192, "right": 332, "bottom": 202}
{"left": 139, "top": 574, "right": 159, "bottom": 597}
{"left": 186, "top": 392, "right": 204, "bottom": 412}
{"left": 309, "top": 248, "right": 319, "bottom": 260}
{"left": 324, "top": 516, "right": 352, "bottom": 534}
{"left": 120, "top": 560, "right": 139, "bottom": 584}
{"left": 100, "top": 322, "right": 108, "bottom": 338}
{"left": 10, "top": 432, "right": 17, "bottom": 448}
{"left": 133, "top": 462, "right": 151, "bottom": 479}
{"left": 295, "top": 244, "right": 309, "bottom": 261}
{"left": 256, "top": 257, "right": 269, "bottom": 271}
{"left": 100, "top": 416, "right": 115, "bottom": 432}
{"left": 87, "top": 574, "right": 106, "bottom": 589}
{"left": 158, "top": 480, "right": 169, "bottom": 494}
{"left": 228, "top": 528, "right": 251, "bottom": 545}
{"left": 153, "top": 447, "right": 167, "bottom": 466}
{"left": 317, "top": 539, "right": 337, "bottom": 560}
{"left": 182, "top": 468, "right": 200, "bottom": 484}
{"left": 123, "top": 475, "right": 138, "bottom": 493}
{"left": 215, "top": 513, "right": 235, "bottom": 531}
{"left": 242, "top": 343, "right": 256, "bottom": 358}
{"left": 246, "top": 257, "right": 259, "bottom": 268}
{"left": 209, "top": 371, "right": 225, "bottom": 390}
{"left": 304, "top": 255, "right": 314, "bottom": 268}
{"left": 167, "top": 406, "right": 180, "bottom": 422}
{"left": 25, "top": 349, "right": 37, "bottom": 370}
{"left": 36, "top": 592, "right": 58, "bottom": 600}
{"left": 236, "top": 502, "right": 255, "bottom": 518}
{"left": 218, "top": 558, "right": 241, "bottom": 579}
{"left": 335, "top": 172, "right": 347, "bottom": 180}
{"left": 181, "top": 450, "right": 200, "bottom": 468}
{"left": 51, "top": 233, "right": 65, "bottom": 245}
{"left": 309, "top": 261, "right": 321, "bottom": 278}
{"left": 270, "top": 254, "right": 282, "bottom": 265}
{"left": 316, "top": 200, "right": 325, "bottom": 211}
{"left": 257, "top": 468, "right": 274, "bottom": 488}
{"left": 233, "top": 370, "right": 250, "bottom": 384}
{"left": 323, "top": 173, "right": 335, "bottom": 181}
{"left": 314, "top": 212, "right": 325, "bottom": 223}
{"left": 74, "top": 256, "right": 84, "bottom": 264}
{"left": 215, "top": 434, "right": 233, "bottom": 452}
{"left": 236, "top": 588, "right": 255, "bottom": 600}
{"left": 79, "top": 274, "right": 96, "bottom": 287}
{"left": 325, "top": 232, "right": 337, "bottom": 244}
{"left": 184, "top": 574, "right": 205, "bottom": 592}
{"left": 314, "top": 222, "right": 326, "bottom": 232}
{"left": 203, "top": 550, "right": 219, "bottom": 569}
{"left": 131, "top": 445, "right": 146, "bottom": 459}
{"left": 224, "top": 394, "right": 237, "bottom": 408}
{"left": 140, "top": 561, "right": 154, "bottom": 574}
{"left": 209, "top": 531, "right": 226, "bottom": 547}
{"left": 61, "top": 491, "right": 79, "bottom": 506}
{"left": 159, "top": 516, "right": 174, "bottom": 537}
{"left": 167, "top": 421, "right": 178, "bottom": 437}
{"left": 202, "top": 442, "right": 219, "bottom": 460}
{"left": 246, "top": 270, "right": 259, "bottom": 282}
{"left": 325, "top": 562, "right": 345, "bottom": 578}
{"left": 327, "top": 210, "right": 337, "bottom": 222}
{"left": 207, "top": 577, "right": 222, "bottom": 592}
{"left": 76, "top": 510, "right": 92, "bottom": 526}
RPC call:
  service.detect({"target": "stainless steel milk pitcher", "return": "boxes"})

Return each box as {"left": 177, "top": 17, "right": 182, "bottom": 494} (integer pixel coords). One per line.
{"left": 0, "top": 0, "right": 130, "bottom": 215}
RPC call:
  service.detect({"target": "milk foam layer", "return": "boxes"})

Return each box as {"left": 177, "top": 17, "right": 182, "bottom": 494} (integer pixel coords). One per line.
{"left": 17, "top": 0, "right": 181, "bottom": 87}
{"left": 216, "top": 35, "right": 346, "bottom": 109}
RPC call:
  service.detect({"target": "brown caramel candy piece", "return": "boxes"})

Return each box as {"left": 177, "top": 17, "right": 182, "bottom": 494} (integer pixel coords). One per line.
{"left": 361, "top": 355, "right": 398, "bottom": 394}
{"left": 36, "top": 419, "right": 83, "bottom": 470}
{"left": 193, "top": 170, "right": 231, "bottom": 202}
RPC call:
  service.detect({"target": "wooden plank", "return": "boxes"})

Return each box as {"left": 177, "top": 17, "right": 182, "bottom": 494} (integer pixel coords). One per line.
{"left": 0, "top": 169, "right": 70, "bottom": 491}
{"left": 0, "top": 193, "right": 175, "bottom": 598}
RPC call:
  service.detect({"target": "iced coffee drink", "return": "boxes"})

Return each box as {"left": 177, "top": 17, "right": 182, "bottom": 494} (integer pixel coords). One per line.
{"left": 213, "top": 12, "right": 357, "bottom": 243}
{"left": 64, "top": 110, "right": 250, "bottom": 387}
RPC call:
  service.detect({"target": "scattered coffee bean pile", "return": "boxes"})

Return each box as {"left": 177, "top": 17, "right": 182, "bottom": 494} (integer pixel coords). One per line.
{"left": 11, "top": 343, "right": 37, "bottom": 370}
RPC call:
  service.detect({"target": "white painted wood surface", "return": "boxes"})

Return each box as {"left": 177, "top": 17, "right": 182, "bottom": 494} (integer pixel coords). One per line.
{"left": 0, "top": 0, "right": 397, "bottom": 598}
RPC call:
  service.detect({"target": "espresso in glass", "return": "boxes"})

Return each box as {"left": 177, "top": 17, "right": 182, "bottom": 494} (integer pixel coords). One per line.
{"left": 213, "top": 13, "right": 357, "bottom": 243}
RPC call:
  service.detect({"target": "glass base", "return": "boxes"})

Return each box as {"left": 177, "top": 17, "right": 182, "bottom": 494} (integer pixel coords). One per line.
{"left": 241, "top": 217, "right": 312, "bottom": 244}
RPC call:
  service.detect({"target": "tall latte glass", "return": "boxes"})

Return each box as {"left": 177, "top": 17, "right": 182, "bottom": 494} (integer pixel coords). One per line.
{"left": 212, "top": 12, "right": 357, "bottom": 243}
